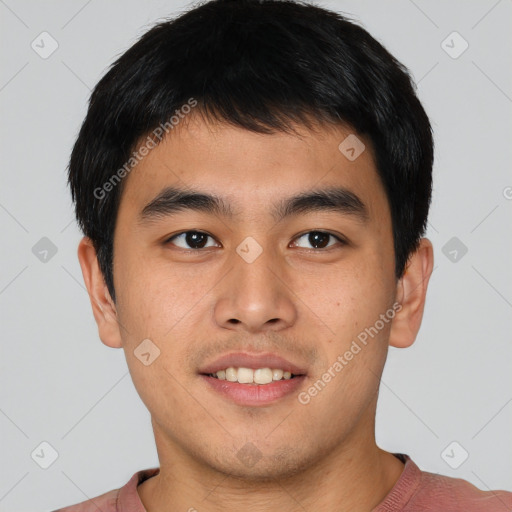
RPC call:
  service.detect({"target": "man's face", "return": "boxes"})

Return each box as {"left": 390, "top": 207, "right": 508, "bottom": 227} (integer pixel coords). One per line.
{"left": 111, "top": 115, "right": 398, "bottom": 479}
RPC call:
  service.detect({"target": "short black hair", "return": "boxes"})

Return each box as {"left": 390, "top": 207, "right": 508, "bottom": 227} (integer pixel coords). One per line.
{"left": 68, "top": 0, "right": 434, "bottom": 303}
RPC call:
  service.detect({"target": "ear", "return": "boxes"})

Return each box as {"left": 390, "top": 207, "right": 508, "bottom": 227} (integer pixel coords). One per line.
{"left": 77, "top": 237, "right": 123, "bottom": 349}
{"left": 389, "top": 237, "right": 434, "bottom": 349}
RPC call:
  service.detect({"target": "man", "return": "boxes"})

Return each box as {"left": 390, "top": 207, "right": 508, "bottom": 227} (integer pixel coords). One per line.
{"left": 55, "top": 0, "right": 512, "bottom": 510}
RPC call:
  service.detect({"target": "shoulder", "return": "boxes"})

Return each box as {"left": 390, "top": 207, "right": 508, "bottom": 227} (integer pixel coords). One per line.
{"left": 409, "top": 460, "right": 512, "bottom": 511}
{"left": 50, "top": 488, "right": 119, "bottom": 512}
{"left": 376, "top": 454, "right": 512, "bottom": 512}
{"left": 49, "top": 468, "right": 159, "bottom": 512}
{"left": 49, "top": 467, "right": 153, "bottom": 512}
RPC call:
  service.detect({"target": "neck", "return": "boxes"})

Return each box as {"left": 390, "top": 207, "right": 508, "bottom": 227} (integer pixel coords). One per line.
{"left": 138, "top": 408, "right": 404, "bottom": 512}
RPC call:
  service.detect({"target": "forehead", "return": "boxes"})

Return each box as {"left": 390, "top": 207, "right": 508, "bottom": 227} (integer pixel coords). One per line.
{"left": 117, "top": 115, "right": 389, "bottom": 225}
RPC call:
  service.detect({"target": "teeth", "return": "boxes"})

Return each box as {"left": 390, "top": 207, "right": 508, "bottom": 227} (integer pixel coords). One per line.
{"left": 272, "top": 369, "right": 284, "bottom": 380}
{"left": 225, "top": 367, "right": 237, "bottom": 382}
{"left": 237, "top": 367, "right": 254, "bottom": 384}
{"left": 211, "top": 367, "right": 296, "bottom": 384}
{"left": 254, "top": 368, "right": 273, "bottom": 384}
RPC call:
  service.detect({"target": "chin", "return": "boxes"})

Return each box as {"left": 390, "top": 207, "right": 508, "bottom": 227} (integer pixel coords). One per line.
{"left": 206, "top": 444, "right": 320, "bottom": 482}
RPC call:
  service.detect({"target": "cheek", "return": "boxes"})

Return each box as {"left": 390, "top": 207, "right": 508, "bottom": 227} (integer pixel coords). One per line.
{"left": 301, "top": 302, "right": 391, "bottom": 432}
{"left": 311, "top": 251, "right": 394, "bottom": 384}
{"left": 115, "top": 249, "right": 202, "bottom": 340}
{"left": 315, "top": 259, "right": 389, "bottom": 335}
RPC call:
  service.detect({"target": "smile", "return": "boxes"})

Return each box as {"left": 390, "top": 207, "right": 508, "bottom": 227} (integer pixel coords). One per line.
{"left": 207, "top": 367, "right": 297, "bottom": 385}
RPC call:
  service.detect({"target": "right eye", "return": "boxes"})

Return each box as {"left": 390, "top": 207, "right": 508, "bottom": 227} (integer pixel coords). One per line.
{"left": 164, "top": 230, "right": 221, "bottom": 250}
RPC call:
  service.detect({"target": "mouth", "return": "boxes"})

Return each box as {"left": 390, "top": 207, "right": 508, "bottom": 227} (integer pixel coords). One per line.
{"left": 204, "top": 367, "right": 303, "bottom": 384}
{"left": 198, "top": 352, "right": 308, "bottom": 406}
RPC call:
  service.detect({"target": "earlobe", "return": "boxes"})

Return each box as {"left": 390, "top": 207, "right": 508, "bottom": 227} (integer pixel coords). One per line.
{"left": 77, "top": 237, "right": 123, "bottom": 349}
{"left": 388, "top": 238, "right": 434, "bottom": 349}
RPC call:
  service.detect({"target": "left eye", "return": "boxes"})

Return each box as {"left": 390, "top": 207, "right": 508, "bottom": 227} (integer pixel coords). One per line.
{"left": 291, "top": 231, "right": 344, "bottom": 250}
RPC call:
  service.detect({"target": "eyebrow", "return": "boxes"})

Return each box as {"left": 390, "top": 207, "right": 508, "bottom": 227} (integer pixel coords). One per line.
{"left": 139, "top": 185, "right": 369, "bottom": 225}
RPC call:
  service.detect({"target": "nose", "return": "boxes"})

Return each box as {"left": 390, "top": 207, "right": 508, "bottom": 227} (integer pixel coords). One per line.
{"left": 213, "top": 244, "right": 298, "bottom": 333}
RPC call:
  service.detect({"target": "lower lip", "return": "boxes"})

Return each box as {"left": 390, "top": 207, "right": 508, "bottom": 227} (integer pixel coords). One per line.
{"left": 200, "top": 375, "right": 306, "bottom": 406}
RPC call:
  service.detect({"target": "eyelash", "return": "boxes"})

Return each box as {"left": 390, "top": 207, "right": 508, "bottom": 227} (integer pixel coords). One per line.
{"left": 164, "top": 230, "right": 347, "bottom": 252}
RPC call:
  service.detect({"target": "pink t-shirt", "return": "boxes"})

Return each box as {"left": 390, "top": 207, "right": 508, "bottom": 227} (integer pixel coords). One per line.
{"left": 52, "top": 454, "right": 512, "bottom": 511}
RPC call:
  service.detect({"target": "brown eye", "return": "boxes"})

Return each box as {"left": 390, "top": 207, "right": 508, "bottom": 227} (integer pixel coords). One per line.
{"left": 166, "top": 231, "right": 219, "bottom": 250}
{"left": 291, "top": 231, "right": 345, "bottom": 250}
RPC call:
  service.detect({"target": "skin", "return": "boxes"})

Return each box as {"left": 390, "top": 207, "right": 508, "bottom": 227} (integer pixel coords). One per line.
{"left": 78, "top": 113, "right": 434, "bottom": 512}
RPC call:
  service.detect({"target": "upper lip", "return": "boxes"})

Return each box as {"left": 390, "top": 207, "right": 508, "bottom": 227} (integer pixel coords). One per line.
{"left": 199, "top": 352, "right": 308, "bottom": 375}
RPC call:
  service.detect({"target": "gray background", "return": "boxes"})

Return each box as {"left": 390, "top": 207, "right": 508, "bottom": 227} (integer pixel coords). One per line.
{"left": 1, "top": 0, "right": 511, "bottom": 510}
